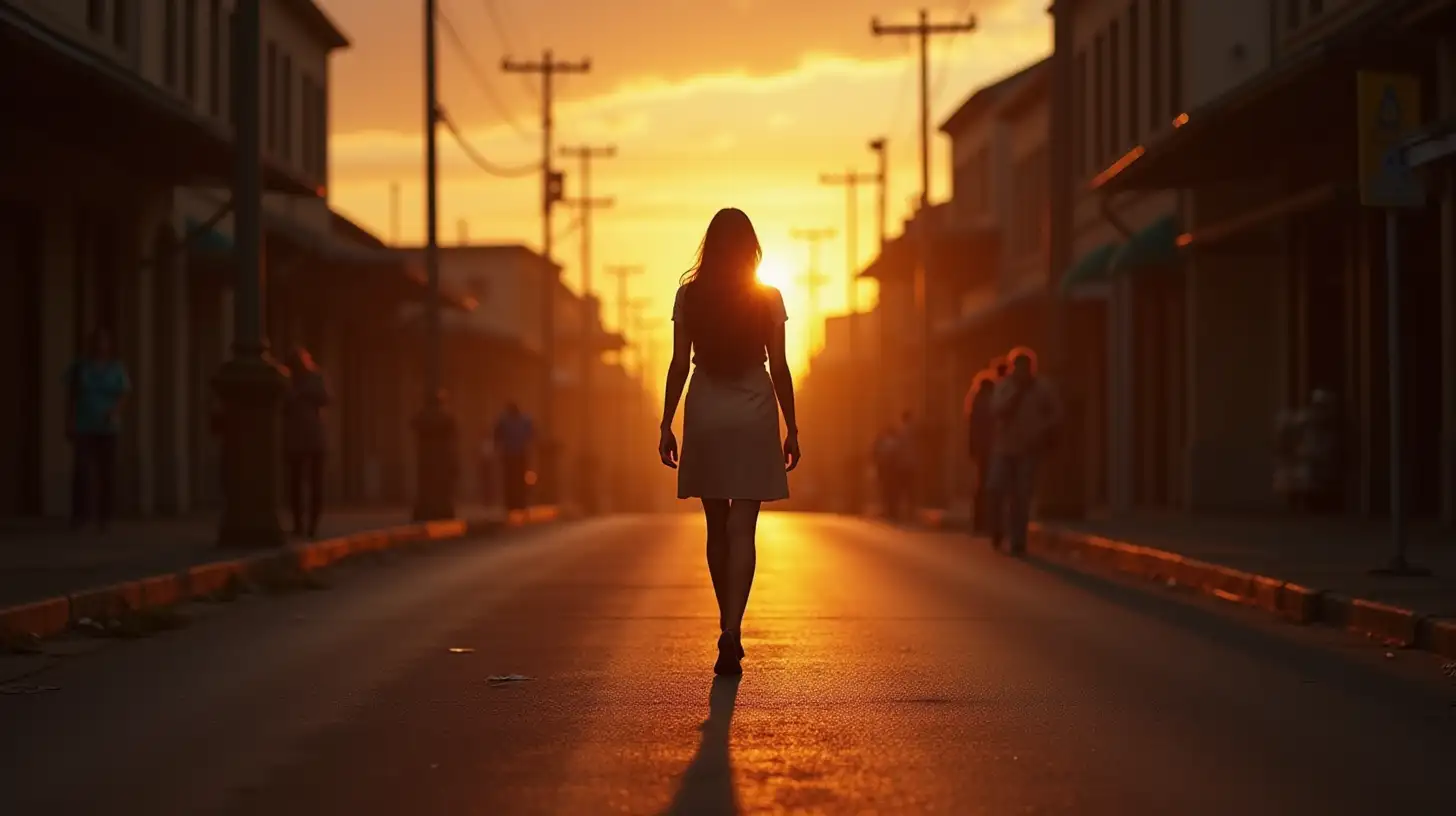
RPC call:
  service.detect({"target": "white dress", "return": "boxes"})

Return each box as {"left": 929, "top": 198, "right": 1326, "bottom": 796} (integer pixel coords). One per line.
{"left": 673, "top": 285, "right": 791, "bottom": 502}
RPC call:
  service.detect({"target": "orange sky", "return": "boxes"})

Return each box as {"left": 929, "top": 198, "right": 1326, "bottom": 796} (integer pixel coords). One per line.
{"left": 320, "top": 0, "right": 1051, "bottom": 374}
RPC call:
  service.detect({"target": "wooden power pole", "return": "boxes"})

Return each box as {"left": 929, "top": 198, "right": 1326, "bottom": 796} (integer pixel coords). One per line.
{"left": 501, "top": 50, "right": 591, "bottom": 505}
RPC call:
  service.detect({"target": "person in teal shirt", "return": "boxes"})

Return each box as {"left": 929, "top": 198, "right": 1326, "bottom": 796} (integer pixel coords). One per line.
{"left": 67, "top": 329, "right": 130, "bottom": 530}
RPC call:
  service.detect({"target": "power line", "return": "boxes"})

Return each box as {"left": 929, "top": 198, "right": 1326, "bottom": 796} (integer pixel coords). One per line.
{"left": 436, "top": 5, "right": 533, "bottom": 140}
{"left": 437, "top": 106, "right": 540, "bottom": 177}
{"left": 885, "top": 36, "right": 915, "bottom": 137}
{"left": 931, "top": 1, "right": 978, "bottom": 106}
{"left": 480, "top": 0, "right": 538, "bottom": 97}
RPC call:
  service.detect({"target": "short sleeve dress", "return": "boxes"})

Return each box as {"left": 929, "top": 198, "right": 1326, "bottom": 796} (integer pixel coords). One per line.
{"left": 673, "top": 285, "right": 791, "bottom": 502}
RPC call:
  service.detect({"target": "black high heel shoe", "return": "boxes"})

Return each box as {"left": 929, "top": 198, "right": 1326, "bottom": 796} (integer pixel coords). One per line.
{"left": 714, "top": 631, "right": 743, "bottom": 676}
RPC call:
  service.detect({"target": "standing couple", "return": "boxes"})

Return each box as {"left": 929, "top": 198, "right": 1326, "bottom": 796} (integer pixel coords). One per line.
{"left": 966, "top": 348, "right": 1063, "bottom": 555}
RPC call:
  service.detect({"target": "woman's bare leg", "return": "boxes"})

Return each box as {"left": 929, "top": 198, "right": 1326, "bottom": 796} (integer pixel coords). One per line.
{"left": 702, "top": 499, "right": 731, "bottom": 631}
{"left": 722, "top": 499, "right": 762, "bottom": 634}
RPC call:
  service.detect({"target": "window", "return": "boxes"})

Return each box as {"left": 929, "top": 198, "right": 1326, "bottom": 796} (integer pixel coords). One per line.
{"left": 112, "top": 0, "right": 132, "bottom": 50}
{"left": 1093, "top": 33, "right": 1105, "bottom": 166}
{"left": 164, "top": 0, "right": 178, "bottom": 87}
{"left": 301, "top": 77, "right": 313, "bottom": 175}
{"left": 1109, "top": 20, "right": 1121, "bottom": 155}
{"left": 1287, "top": 0, "right": 1301, "bottom": 29}
{"left": 226, "top": 10, "right": 236, "bottom": 125}
{"left": 88, "top": 0, "right": 106, "bottom": 33}
{"left": 1075, "top": 50, "right": 1088, "bottom": 177}
{"left": 1149, "top": 0, "right": 1162, "bottom": 130}
{"left": 1169, "top": 0, "right": 1183, "bottom": 114}
{"left": 1128, "top": 2, "right": 1140, "bottom": 145}
{"left": 208, "top": 0, "right": 221, "bottom": 115}
{"left": 281, "top": 55, "right": 293, "bottom": 161}
{"left": 313, "top": 83, "right": 329, "bottom": 180}
{"left": 266, "top": 41, "right": 277, "bottom": 151}
{"left": 184, "top": 0, "right": 198, "bottom": 100}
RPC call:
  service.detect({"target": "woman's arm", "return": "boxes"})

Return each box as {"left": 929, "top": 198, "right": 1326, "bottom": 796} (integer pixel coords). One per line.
{"left": 660, "top": 321, "right": 691, "bottom": 430}
{"left": 767, "top": 321, "right": 798, "bottom": 438}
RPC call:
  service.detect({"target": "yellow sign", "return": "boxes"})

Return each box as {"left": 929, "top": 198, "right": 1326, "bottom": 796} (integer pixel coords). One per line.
{"left": 1357, "top": 72, "right": 1424, "bottom": 208}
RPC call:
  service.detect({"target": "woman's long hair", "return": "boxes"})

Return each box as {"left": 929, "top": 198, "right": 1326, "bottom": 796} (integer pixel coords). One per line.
{"left": 678, "top": 209, "right": 770, "bottom": 376}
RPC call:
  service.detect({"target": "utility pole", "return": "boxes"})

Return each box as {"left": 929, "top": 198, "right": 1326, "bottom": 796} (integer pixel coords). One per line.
{"left": 868, "top": 138, "right": 889, "bottom": 251}
{"left": 216, "top": 0, "right": 286, "bottom": 547}
{"left": 502, "top": 49, "right": 591, "bottom": 505}
{"left": 791, "top": 227, "right": 836, "bottom": 353}
{"left": 821, "top": 169, "right": 877, "bottom": 514}
{"left": 604, "top": 264, "right": 644, "bottom": 355}
{"left": 560, "top": 143, "right": 615, "bottom": 515}
{"left": 389, "top": 181, "right": 401, "bottom": 244}
{"left": 411, "top": 0, "right": 455, "bottom": 521}
{"left": 867, "top": 137, "right": 890, "bottom": 434}
{"left": 872, "top": 8, "right": 976, "bottom": 509}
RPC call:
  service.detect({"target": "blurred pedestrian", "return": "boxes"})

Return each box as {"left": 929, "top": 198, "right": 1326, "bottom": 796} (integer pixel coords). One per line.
{"left": 66, "top": 328, "right": 130, "bottom": 531}
{"left": 893, "top": 410, "right": 918, "bottom": 519}
{"left": 658, "top": 207, "right": 799, "bottom": 677}
{"left": 873, "top": 424, "right": 903, "bottom": 520}
{"left": 283, "top": 347, "right": 330, "bottom": 538}
{"left": 986, "top": 347, "right": 1062, "bottom": 555}
{"left": 494, "top": 401, "right": 535, "bottom": 515}
{"left": 966, "top": 369, "right": 998, "bottom": 535}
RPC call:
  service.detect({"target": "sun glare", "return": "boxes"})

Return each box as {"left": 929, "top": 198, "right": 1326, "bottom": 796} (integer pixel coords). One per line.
{"left": 756, "top": 252, "right": 792, "bottom": 290}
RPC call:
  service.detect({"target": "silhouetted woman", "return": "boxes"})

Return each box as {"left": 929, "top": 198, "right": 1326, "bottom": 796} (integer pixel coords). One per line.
{"left": 283, "top": 347, "right": 330, "bottom": 538}
{"left": 659, "top": 207, "right": 801, "bottom": 676}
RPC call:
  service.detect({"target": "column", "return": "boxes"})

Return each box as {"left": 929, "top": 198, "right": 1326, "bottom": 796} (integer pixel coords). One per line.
{"left": 131, "top": 210, "right": 158, "bottom": 516}
{"left": 1108, "top": 275, "right": 1135, "bottom": 513}
{"left": 171, "top": 235, "right": 193, "bottom": 514}
{"left": 1438, "top": 35, "right": 1456, "bottom": 526}
{"left": 40, "top": 200, "right": 79, "bottom": 516}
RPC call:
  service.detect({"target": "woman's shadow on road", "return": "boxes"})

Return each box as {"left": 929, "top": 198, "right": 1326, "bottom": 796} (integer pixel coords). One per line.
{"left": 663, "top": 676, "right": 741, "bottom": 816}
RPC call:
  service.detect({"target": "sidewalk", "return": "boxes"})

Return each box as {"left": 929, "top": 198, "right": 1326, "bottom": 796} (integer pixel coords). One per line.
{"left": 0, "top": 506, "right": 514, "bottom": 610}
{"left": 922, "top": 506, "right": 1456, "bottom": 658}
{"left": 1048, "top": 515, "right": 1456, "bottom": 619}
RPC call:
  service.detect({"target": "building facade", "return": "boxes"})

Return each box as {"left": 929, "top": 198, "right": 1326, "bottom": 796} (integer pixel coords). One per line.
{"left": 0, "top": 0, "right": 443, "bottom": 522}
{"left": 1063, "top": 0, "right": 1456, "bottom": 523}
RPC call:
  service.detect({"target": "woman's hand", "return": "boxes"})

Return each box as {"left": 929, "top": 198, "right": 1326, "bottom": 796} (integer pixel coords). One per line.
{"left": 658, "top": 427, "right": 679, "bottom": 469}
{"left": 783, "top": 432, "right": 801, "bottom": 472}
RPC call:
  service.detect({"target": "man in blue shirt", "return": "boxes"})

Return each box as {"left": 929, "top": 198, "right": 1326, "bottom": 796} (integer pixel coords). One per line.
{"left": 493, "top": 402, "right": 535, "bottom": 513}
{"left": 67, "top": 329, "right": 131, "bottom": 530}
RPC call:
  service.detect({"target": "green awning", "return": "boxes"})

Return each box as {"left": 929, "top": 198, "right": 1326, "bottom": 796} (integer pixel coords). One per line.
{"left": 1058, "top": 242, "right": 1119, "bottom": 293}
{"left": 1108, "top": 215, "right": 1181, "bottom": 275}
{"left": 183, "top": 218, "right": 233, "bottom": 255}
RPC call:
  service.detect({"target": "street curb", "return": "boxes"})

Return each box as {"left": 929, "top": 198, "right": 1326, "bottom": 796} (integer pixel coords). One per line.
{"left": 914, "top": 509, "right": 1456, "bottom": 661}
{"left": 0, "top": 507, "right": 559, "bottom": 643}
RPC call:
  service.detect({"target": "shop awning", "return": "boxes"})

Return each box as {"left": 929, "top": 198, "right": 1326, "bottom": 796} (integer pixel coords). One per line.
{"left": 1059, "top": 243, "right": 1120, "bottom": 294}
{"left": 1092, "top": 0, "right": 1423, "bottom": 193}
{"left": 1108, "top": 215, "right": 1182, "bottom": 275}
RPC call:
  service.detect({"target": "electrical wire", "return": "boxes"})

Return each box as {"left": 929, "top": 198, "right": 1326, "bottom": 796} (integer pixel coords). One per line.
{"left": 930, "top": 1, "right": 978, "bottom": 107}
{"left": 480, "top": 0, "right": 538, "bottom": 98}
{"left": 554, "top": 214, "right": 582, "bottom": 243}
{"left": 436, "top": 4, "right": 534, "bottom": 140}
{"left": 885, "top": 36, "right": 914, "bottom": 137}
{"left": 437, "top": 106, "right": 541, "bottom": 178}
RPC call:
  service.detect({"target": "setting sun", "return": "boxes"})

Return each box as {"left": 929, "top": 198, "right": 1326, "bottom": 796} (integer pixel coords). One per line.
{"left": 756, "top": 252, "right": 794, "bottom": 290}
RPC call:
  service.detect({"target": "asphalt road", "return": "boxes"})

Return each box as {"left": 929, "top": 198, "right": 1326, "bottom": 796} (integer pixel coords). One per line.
{"left": 3, "top": 513, "right": 1454, "bottom": 815}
